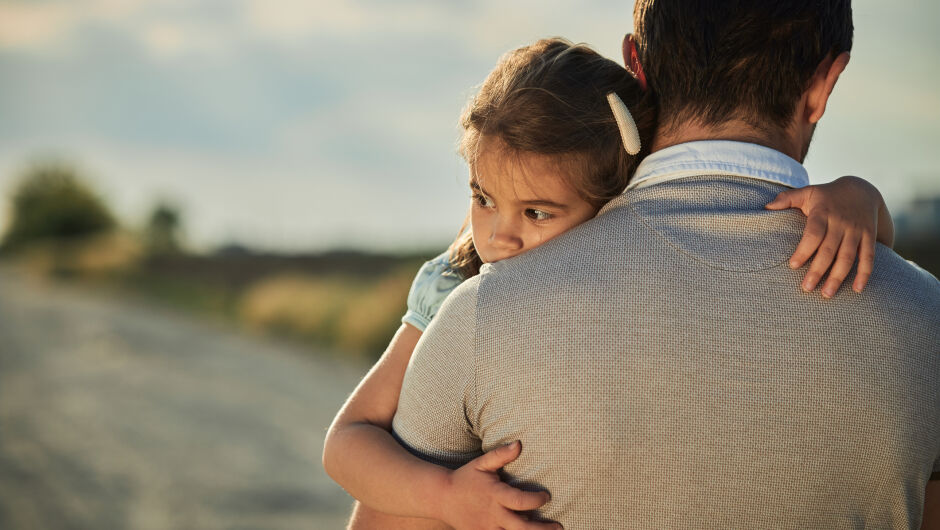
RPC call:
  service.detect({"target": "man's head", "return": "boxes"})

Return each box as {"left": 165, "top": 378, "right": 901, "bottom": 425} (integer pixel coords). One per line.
{"left": 631, "top": 0, "right": 853, "bottom": 158}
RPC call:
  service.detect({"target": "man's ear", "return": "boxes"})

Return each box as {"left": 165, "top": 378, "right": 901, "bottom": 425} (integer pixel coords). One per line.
{"left": 622, "top": 33, "right": 648, "bottom": 91}
{"left": 806, "top": 51, "right": 850, "bottom": 124}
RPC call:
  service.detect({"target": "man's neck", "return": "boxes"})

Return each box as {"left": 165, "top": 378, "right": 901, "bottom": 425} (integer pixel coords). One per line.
{"left": 651, "top": 118, "right": 805, "bottom": 162}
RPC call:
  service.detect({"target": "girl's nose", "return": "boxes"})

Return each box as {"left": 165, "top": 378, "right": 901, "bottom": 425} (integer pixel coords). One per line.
{"left": 489, "top": 216, "right": 523, "bottom": 251}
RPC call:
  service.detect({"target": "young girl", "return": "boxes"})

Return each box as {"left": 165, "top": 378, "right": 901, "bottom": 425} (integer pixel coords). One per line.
{"left": 323, "top": 38, "right": 894, "bottom": 529}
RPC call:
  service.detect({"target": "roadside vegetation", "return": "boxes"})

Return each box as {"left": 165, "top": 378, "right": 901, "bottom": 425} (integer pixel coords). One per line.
{"left": 0, "top": 162, "right": 432, "bottom": 360}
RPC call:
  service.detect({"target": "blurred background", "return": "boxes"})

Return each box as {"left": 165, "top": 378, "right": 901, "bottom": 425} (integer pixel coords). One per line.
{"left": 0, "top": 0, "right": 937, "bottom": 528}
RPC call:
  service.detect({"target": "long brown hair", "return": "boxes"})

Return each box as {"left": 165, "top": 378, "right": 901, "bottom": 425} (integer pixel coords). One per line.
{"left": 448, "top": 38, "right": 657, "bottom": 278}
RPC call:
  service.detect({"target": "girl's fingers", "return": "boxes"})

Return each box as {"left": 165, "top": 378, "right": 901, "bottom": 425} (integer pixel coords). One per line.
{"left": 802, "top": 226, "right": 843, "bottom": 292}
{"left": 474, "top": 441, "right": 522, "bottom": 472}
{"left": 790, "top": 215, "right": 828, "bottom": 270}
{"left": 820, "top": 231, "right": 861, "bottom": 298}
{"left": 765, "top": 188, "right": 808, "bottom": 211}
{"left": 497, "top": 483, "right": 551, "bottom": 511}
{"left": 853, "top": 232, "right": 876, "bottom": 293}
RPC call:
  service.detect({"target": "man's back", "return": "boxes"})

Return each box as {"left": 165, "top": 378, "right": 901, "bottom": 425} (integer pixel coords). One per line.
{"left": 394, "top": 172, "right": 940, "bottom": 528}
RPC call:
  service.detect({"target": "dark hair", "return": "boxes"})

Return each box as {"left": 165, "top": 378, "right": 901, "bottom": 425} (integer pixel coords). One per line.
{"left": 633, "top": 0, "right": 853, "bottom": 132}
{"left": 448, "top": 38, "right": 657, "bottom": 278}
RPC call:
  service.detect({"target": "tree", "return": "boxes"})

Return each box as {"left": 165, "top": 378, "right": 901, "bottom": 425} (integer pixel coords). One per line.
{"left": 144, "top": 202, "right": 183, "bottom": 255}
{"left": 1, "top": 163, "right": 116, "bottom": 251}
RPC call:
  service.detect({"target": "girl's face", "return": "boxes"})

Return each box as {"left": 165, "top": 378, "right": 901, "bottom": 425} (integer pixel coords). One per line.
{"left": 469, "top": 143, "right": 598, "bottom": 264}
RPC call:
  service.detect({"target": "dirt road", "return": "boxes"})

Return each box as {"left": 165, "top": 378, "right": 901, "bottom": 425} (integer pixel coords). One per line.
{"left": 0, "top": 268, "right": 366, "bottom": 529}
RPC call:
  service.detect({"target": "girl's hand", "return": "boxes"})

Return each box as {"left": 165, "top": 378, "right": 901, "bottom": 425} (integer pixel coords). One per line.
{"left": 765, "top": 176, "right": 894, "bottom": 298}
{"left": 438, "top": 441, "right": 561, "bottom": 530}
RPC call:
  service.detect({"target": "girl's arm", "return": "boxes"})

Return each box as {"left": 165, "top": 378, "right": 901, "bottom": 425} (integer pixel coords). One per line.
{"left": 765, "top": 175, "right": 894, "bottom": 298}
{"left": 322, "top": 323, "right": 557, "bottom": 530}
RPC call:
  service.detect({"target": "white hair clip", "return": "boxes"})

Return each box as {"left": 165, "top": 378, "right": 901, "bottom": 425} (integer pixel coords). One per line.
{"left": 606, "top": 92, "right": 641, "bottom": 155}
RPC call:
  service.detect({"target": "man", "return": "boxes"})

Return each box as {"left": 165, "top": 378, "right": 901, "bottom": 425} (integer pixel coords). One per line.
{"left": 354, "top": 0, "right": 939, "bottom": 527}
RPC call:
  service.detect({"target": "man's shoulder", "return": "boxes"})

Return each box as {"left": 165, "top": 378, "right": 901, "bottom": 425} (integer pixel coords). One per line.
{"left": 870, "top": 244, "right": 940, "bottom": 303}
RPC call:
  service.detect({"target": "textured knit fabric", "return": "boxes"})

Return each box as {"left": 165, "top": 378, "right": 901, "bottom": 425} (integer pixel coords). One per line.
{"left": 401, "top": 251, "right": 465, "bottom": 332}
{"left": 393, "top": 173, "right": 940, "bottom": 528}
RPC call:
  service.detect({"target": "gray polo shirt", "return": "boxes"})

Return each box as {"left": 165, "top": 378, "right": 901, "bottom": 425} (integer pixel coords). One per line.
{"left": 393, "top": 141, "right": 940, "bottom": 528}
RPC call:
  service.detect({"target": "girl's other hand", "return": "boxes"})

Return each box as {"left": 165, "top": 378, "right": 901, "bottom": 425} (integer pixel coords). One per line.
{"left": 438, "top": 441, "right": 561, "bottom": 530}
{"left": 765, "top": 176, "right": 893, "bottom": 298}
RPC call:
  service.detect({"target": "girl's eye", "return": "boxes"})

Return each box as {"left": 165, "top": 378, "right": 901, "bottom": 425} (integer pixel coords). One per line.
{"left": 525, "top": 209, "right": 553, "bottom": 221}
{"left": 472, "top": 192, "right": 495, "bottom": 208}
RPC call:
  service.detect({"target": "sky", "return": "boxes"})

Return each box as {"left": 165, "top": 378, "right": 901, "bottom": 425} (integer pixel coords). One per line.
{"left": 0, "top": 0, "right": 938, "bottom": 253}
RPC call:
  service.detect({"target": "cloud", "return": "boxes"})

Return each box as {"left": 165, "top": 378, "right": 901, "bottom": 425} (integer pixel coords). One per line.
{"left": 0, "top": 0, "right": 633, "bottom": 67}
{"left": 139, "top": 20, "right": 233, "bottom": 60}
{"left": 0, "top": 0, "right": 234, "bottom": 60}
{"left": 0, "top": 2, "right": 74, "bottom": 49}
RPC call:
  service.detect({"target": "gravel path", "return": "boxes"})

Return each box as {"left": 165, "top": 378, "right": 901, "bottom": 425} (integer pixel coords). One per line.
{"left": 0, "top": 268, "right": 366, "bottom": 529}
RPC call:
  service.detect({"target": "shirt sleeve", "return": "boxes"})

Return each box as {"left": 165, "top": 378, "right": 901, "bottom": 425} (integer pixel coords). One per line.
{"left": 401, "top": 251, "right": 465, "bottom": 332}
{"left": 392, "top": 275, "right": 482, "bottom": 469}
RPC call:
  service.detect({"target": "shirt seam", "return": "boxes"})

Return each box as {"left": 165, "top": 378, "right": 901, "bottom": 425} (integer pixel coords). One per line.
{"left": 622, "top": 176, "right": 794, "bottom": 274}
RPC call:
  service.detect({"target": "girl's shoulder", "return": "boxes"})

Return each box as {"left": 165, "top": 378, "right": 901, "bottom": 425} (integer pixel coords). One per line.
{"left": 401, "top": 251, "right": 466, "bottom": 332}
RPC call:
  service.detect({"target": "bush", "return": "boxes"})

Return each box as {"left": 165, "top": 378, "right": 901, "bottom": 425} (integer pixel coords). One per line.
{"left": 13, "top": 232, "right": 142, "bottom": 278}
{"left": 238, "top": 267, "right": 414, "bottom": 358}
{"left": 2, "top": 163, "right": 116, "bottom": 251}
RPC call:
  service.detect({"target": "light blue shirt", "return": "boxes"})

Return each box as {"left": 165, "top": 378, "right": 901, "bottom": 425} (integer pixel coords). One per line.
{"left": 401, "top": 251, "right": 464, "bottom": 332}
{"left": 628, "top": 140, "right": 809, "bottom": 191}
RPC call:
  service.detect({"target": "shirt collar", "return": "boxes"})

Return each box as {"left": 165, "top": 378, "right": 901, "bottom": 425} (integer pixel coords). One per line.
{"left": 627, "top": 140, "right": 809, "bottom": 191}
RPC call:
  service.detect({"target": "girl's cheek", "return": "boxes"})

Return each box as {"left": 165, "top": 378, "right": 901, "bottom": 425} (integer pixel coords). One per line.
{"left": 468, "top": 211, "right": 484, "bottom": 240}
